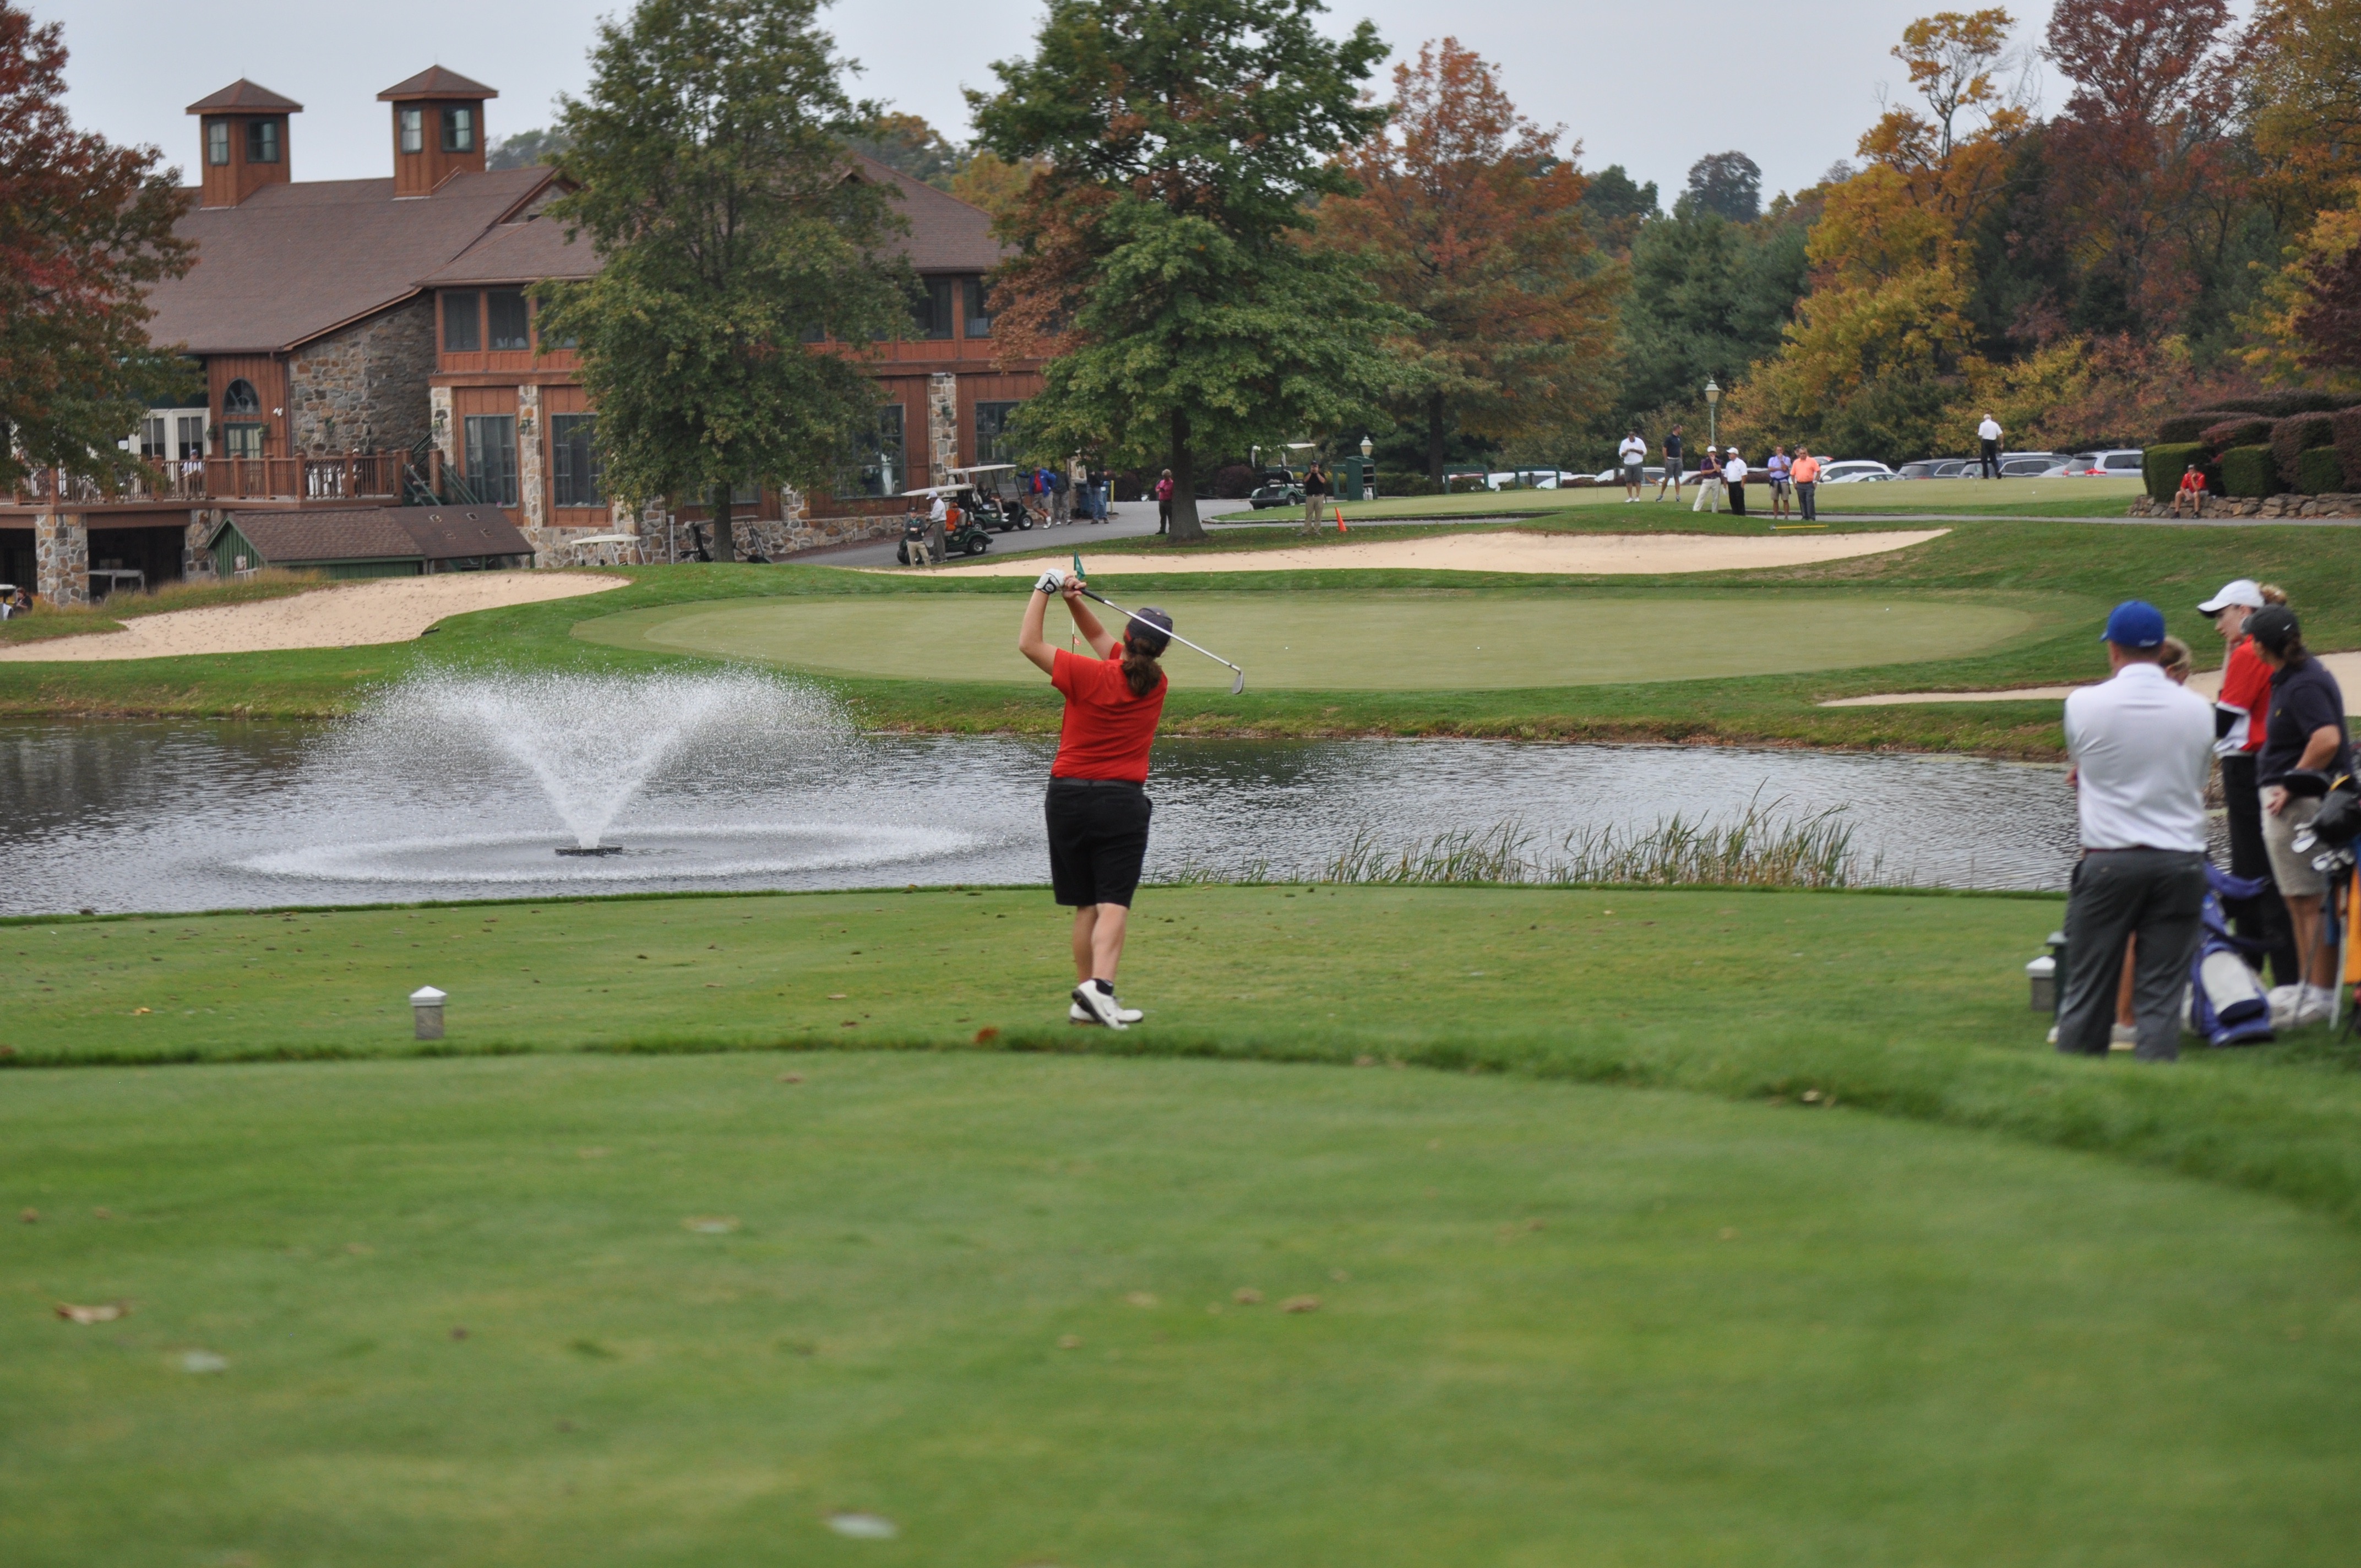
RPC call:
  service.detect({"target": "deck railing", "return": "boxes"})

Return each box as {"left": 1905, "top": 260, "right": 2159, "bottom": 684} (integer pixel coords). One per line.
{"left": 9, "top": 451, "right": 407, "bottom": 507}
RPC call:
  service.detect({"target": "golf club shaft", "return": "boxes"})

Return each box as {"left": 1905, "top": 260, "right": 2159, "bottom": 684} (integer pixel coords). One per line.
{"left": 1078, "top": 588, "right": 1243, "bottom": 679}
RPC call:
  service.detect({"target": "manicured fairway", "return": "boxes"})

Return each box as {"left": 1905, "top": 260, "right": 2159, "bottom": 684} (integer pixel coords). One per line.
{"left": 574, "top": 590, "right": 2053, "bottom": 690}
{"left": 7, "top": 1049, "right": 2359, "bottom": 1567}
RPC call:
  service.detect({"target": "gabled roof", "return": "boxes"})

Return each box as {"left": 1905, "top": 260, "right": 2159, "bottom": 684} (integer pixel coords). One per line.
{"left": 378, "top": 66, "right": 498, "bottom": 102}
{"left": 146, "top": 166, "right": 558, "bottom": 354}
{"left": 215, "top": 505, "right": 534, "bottom": 564}
{"left": 848, "top": 155, "right": 1009, "bottom": 272}
{"left": 419, "top": 209, "right": 597, "bottom": 286}
{"left": 186, "top": 80, "right": 303, "bottom": 115}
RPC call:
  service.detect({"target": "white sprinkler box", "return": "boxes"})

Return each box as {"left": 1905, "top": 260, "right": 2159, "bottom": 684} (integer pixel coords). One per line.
{"left": 2025, "top": 955, "right": 2056, "bottom": 1014}
{"left": 411, "top": 986, "right": 447, "bottom": 1041}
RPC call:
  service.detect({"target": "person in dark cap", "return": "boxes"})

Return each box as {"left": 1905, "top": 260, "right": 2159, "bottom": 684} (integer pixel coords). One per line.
{"left": 2055, "top": 600, "right": 2216, "bottom": 1059}
{"left": 2248, "top": 603, "right": 2352, "bottom": 1026}
{"left": 1018, "top": 567, "right": 1172, "bottom": 1030}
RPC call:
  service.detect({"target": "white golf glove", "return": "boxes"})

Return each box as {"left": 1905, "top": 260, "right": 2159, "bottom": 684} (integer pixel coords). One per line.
{"left": 1034, "top": 568, "right": 1067, "bottom": 594}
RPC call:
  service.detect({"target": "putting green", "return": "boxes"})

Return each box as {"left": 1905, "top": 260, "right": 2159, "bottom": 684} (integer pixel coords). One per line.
{"left": 574, "top": 591, "right": 2054, "bottom": 690}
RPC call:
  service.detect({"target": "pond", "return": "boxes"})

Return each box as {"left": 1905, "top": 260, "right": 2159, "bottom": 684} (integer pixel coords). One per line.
{"left": 1, "top": 707, "right": 2077, "bottom": 916}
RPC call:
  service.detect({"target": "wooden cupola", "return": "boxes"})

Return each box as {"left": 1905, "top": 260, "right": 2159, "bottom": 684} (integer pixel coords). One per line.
{"left": 379, "top": 67, "right": 498, "bottom": 199}
{"left": 186, "top": 80, "right": 302, "bottom": 209}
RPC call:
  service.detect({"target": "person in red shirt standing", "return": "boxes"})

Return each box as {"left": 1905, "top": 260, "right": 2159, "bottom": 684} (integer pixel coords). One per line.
{"left": 1019, "top": 568, "right": 1172, "bottom": 1028}
{"left": 2202, "top": 578, "right": 2299, "bottom": 988}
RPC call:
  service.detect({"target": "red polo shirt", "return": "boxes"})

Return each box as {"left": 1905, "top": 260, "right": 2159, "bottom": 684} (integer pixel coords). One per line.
{"left": 1051, "top": 646, "right": 1166, "bottom": 781}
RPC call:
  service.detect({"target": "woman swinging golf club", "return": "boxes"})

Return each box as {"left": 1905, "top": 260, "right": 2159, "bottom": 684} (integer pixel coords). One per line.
{"left": 1019, "top": 567, "right": 1172, "bottom": 1028}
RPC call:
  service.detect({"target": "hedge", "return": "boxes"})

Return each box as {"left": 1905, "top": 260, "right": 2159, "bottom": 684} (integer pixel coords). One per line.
{"left": 2298, "top": 447, "right": 2347, "bottom": 494}
{"left": 2157, "top": 409, "right": 2254, "bottom": 443}
{"left": 2219, "top": 444, "right": 2280, "bottom": 498}
{"left": 2271, "top": 412, "right": 2337, "bottom": 487}
{"left": 2200, "top": 416, "right": 2272, "bottom": 454}
{"left": 2142, "top": 442, "right": 2206, "bottom": 503}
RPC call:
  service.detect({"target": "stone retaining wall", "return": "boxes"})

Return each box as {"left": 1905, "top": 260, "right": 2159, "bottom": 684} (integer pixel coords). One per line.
{"left": 2128, "top": 492, "right": 2361, "bottom": 520}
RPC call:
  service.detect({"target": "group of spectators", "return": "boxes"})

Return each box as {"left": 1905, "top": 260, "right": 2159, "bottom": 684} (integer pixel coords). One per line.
{"left": 1025, "top": 457, "right": 1111, "bottom": 527}
{"left": 1615, "top": 427, "right": 1824, "bottom": 522}
{"left": 2059, "top": 579, "right": 2351, "bottom": 1059}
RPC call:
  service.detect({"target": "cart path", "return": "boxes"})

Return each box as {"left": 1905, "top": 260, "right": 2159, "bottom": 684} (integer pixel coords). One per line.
{"left": 1823, "top": 650, "right": 2361, "bottom": 707}
{"left": 909, "top": 528, "right": 1950, "bottom": 578}
{"left": 0, "top": 571, "right": 625, "bottom": 662}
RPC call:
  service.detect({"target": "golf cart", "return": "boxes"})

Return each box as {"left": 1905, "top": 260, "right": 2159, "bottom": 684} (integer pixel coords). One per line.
{"left": 944, "top": 464, "right": 1041, "bottom": 533}
{"left": 896, "top": 486, "right": 997, "bottom": 564}
{"left": 1247, "top": 467, "right": 1305, "bottom": 509}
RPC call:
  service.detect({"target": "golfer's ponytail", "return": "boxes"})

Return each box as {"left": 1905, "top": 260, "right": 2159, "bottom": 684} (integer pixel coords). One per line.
{"left": 2260, "top": 583, "right": 2288, "bottom": 606}
{"left": 1120, "top": 638, "right": 1163, "bottom": 698}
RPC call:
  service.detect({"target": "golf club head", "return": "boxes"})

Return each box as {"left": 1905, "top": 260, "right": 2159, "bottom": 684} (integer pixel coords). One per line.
{"left": 1231, "top": 669, "right": 1245, "bottom": 695}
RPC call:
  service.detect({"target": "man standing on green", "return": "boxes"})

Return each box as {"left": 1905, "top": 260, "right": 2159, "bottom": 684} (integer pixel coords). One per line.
{"left": 1655, "top": 426, "right": 1684, "bottom": 502}
{"left": 1303, "top": 459, "right": 1331, "bottom": 533}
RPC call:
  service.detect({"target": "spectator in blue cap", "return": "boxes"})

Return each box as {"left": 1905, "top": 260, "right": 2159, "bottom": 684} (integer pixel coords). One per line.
{"left": 2055, "top": 600, "right": 2216, "bottom": 1059}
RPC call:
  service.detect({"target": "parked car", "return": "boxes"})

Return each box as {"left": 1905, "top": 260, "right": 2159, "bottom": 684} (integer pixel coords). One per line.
{"left": 1997, "top": 453, "right": 2069, "bottom": 477}
{"left": 1818, "top": 460, "right": 1900, "bottom": 484}
{"left": 1897, "top": 458, "right": 1973, "bottom": 479}
{"left": 1588, "top": 466, "right": 1667, "bottom": 486}
{"left": 2060, "top": 448, "right": 2146, "bottom": 477}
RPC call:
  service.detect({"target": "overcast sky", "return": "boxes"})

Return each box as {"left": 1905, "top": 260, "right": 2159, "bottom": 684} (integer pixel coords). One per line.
{"left": 34, "top": 0, "right": 2081, "bottom": 202}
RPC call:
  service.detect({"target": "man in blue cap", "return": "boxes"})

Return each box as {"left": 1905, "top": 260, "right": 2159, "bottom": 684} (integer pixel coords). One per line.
{"left": 2056, "top": 601, "right": 2216, "bottom": 1059}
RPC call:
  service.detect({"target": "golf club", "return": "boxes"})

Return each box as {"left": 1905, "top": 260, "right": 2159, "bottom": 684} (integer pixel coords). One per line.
{"left": 1063, "top": 570, "right": 1246, "bottom": 694}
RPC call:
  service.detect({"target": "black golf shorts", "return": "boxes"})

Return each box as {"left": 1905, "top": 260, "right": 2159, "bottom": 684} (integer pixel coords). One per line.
{"left": 1046, "top": 778, "right": 1152, "bottom": 907}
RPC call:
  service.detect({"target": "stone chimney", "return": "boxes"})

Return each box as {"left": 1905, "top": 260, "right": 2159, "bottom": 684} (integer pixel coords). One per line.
{"left": 185, "top": 80, "right": 302, "bottom": 209}
{"left": 379, "top": 67, "right": 498, "bottom": 199}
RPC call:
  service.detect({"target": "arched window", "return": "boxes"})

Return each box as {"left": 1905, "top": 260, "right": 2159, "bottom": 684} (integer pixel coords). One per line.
{"left": 222, "top": 379, "right": 261, "bottom": 416}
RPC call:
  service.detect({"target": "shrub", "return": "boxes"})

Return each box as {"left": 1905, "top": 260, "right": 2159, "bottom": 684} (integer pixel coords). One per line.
{"left": 2142, "top": 442, "right": 2206, "bottom": 504}
{"left": 2219, "top": 444, "right": 2279, "bottom": 497}
{"left": 1211, "top": 464, "right": 1256, "bottom": 499}
{"left": 2157, "top": 410, "right": 2254, "bottom": 443}
{"left": 2270, "top": 412, "right": 2337, "bottom": 487}
{"left": 1374, "top": 469, "right": 1440, "bottom": 496}
{"left": 2298, "top": 447, "right": 2347, "bottom": 494}
{"left": 2331, "top": 409, "right": 2361, "bottom": 491}
{"left": 2199, "top": 417, "right": 2272, "bottom": 455}
{"left": 2242, "top": 390, "right": 2361, "bottom": 419}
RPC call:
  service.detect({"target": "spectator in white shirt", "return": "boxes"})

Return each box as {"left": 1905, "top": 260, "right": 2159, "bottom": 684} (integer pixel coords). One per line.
{"left": 1618, "top": 430, "right": 1648, "bottom": 501}
{"left": 1721, "top": 449, "right": 1748, "bottom": 516}
{"left": 1977, "top": 414, "right": 2003, "bottom": 478}
{"left": 2056, "top": 600, "right": 2216, "bottom": 1060}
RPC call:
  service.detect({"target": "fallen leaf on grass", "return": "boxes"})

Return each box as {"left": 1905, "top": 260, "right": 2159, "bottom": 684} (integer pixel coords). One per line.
{"left": 1125, "top": 1292, "right": 1159, "bottom": 1309}
{"left": 56, "top": 1300, "right": 129, "bottom": 1324}
{"left": 93, "top": 1207, "right": 112, "bottom": 1219}
{"left": 973, "top": 1026, "right": 1000, "bottom": 1044}
{"left": 683, "top": 1216, "right": 741, "bottom": 1234}
{"left": 827, "top": 993, "right": 848, "bottom": 1000}
{"left": 777, "top": 1072, "right": 803, "bottom": 1084}
{"left": 132, "top": 1006, "right": 150, "bottom": 1015}
{"left": 1281, "top": 1295, "right": 1321, "bottom": 1314}
{"left": 1233, "top": 1288, "right": 1263, "bottom": 1305}
{"left": 19, "top": 1208, "right": 35, "bottom": 1224}
{"left": 1057, "top": 1334, "right": 1082, "bottom": 1349}
{"left": 1719, "top": 1228, "right": 1739, "bottom": 1242}
{"left": 450, "top": 1326, "right": 470, "bottom": 1341}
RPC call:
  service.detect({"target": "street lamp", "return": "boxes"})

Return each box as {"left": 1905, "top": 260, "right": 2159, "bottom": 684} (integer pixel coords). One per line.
{"left": 1359, "top": 434, "right": 1374, "bottom": 461}
{"left": 1704, "top": 378, "right": 1721, "bottom": 449}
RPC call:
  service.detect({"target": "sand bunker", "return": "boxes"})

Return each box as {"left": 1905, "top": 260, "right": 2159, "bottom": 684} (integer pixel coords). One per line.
{"left": 1824, "top": 650, "right": 2361, "bottom": 707}
{"left": 924, "top": 528, "right": 1950, "bottom": 578}
{"left": 1, "top": 571, "right": 624, "bottom": 662}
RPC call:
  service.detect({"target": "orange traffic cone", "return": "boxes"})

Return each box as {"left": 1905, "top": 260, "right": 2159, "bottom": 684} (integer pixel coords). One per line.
{"left": 1335, "top": 506, "right": 1347, "bottom": 534}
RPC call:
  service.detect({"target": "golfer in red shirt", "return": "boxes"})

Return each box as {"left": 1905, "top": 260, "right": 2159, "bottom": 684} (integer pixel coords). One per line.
{"left": 1019, "top": 568, "right": 1171, "bottom": 1028}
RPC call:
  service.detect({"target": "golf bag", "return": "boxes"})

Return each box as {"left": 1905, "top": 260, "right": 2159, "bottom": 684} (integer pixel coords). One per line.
{"left": 2186, "top": 862, "right": 2276, "bottom": 1047}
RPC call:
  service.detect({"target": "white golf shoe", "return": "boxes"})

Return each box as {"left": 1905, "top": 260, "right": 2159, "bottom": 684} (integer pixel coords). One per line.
{"left": 1070, "top": 984, "right": 1136, "bottom": 1028}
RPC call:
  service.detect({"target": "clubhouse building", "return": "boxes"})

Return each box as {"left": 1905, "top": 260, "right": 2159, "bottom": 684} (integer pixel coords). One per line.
{"left": 1, "top": 68, "right": 1040, "bottom": 605}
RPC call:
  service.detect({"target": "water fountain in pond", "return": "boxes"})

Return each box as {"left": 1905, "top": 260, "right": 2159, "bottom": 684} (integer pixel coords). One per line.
{"left": 231, "top": 669, "right": 990, "bottom": 889}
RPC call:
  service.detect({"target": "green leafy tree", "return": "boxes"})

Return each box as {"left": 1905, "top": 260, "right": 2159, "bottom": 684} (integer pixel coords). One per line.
{"left": 970, "top": 0, "right": 1399, "bottom": 542}
{"left": 0, "top": 3, "right": 192, "bottom": 494}
{"left": 487, "top": 127, "right": 570, "bottom": 170}
{"left": 843, "top": 110, "right": 967, "bottom": 189}
{"left": 538, "top": 0, "right": 912, "bottom": 560}
{"left": 1616, "top": 205, "right": 1810, "bottom": 422}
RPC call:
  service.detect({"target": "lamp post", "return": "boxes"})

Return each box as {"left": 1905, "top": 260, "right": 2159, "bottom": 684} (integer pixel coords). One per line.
{"left": 1704, "top": 378, "right": 1721, "bottom": 450}
{"left": 1358, "top": 434, "right": 1374, "bottom": 501}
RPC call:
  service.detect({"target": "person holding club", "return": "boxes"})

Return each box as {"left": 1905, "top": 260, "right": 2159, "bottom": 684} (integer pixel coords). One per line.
{"left": 1019, "top": 567, "right": 1173, "bottom": 1029}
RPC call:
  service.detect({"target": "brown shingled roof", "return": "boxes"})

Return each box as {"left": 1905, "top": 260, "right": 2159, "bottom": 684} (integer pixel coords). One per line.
{"left": 419, "top": 211, "right": 597, "bottom": 286}
{"left": 146, "top": 166, "right": 557, "bottom": 354}
{"left": 849, "top": 155, "right": 1010, "bottom": 273}
{"left": 214, "top": 505, "right": 534, "bottom": 565}
{"left": 186, "top": 80, "right": 303, "bottom": 115}
{"left": 378, "top": 66, "right": 498, "bottom": 101}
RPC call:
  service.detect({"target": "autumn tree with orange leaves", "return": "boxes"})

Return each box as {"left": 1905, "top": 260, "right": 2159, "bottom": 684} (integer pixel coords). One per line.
{"left": 0, "top": 2, "right": 193, "bottom": 492}
{"left": 1316, "top": 38, "right": 1619, "bottom": 483}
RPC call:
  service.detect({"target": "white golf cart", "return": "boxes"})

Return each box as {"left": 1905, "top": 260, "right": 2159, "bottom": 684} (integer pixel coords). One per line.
{"left": 943, "top": 464, "right": 1042, "bottom": 533}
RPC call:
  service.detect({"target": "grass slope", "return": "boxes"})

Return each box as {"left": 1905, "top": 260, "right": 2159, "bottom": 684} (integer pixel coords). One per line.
{"left": 0, "top": 513, "right": 2350, "bottom": 756}
{"left": 6, "top": 1050, "right": 2359, "bottom": 1566}
{"left": 9, "top": 884, "right": 2361, "bottom": 1226}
